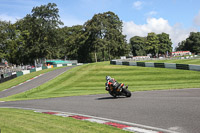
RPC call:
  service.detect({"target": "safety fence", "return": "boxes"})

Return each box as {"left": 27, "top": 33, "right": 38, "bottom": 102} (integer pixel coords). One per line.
{"left": 0, "top": 63, "right": 83, "bottom": 84}
{"left": 110, "top": 60, "right": 200, "bottom": 71}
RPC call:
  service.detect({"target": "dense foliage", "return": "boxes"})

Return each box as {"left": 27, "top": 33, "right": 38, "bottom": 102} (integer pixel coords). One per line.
{"left": 175, "top": 32, "right": 200, "bottom": 54}
{"left": 130, "top": 32, "right": 172, "bottom": 57}
{"left": 0, "top": 3, "right": 198, "bottom": 65}
{"left": 0, "top": 3, "right": 129, "bottom": 64}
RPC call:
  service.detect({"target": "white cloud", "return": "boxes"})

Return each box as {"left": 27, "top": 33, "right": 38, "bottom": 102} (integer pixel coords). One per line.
{"left": 0, "top": 14, "right": 21, "bottom": 23}
{"left": 122, "top": 17, "right": 197, "bottom": 49}
{"left": 193, "top": 11, "right": 200, "bottom": 26}
{"left": 133, "top": 1, "right": 143, "bottom": 10}
{"left": 146, "top": 11, "right": 157, "bottom": 16}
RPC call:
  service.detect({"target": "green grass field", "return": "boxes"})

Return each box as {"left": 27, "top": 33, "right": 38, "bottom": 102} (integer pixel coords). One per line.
{"left": 0, "top": 67, "right": 64, "bottom": 92}
{"left": 0, "top": 108, "right": 127, "bottom": 133}
{"left": 1, "top": 61, "right": 200, "bottom": 133}
{"left": 1, "top": 61, "right": 200, "bottom": 101}
{"left": 139, "top": 59, "right": 200, "bottom": 65}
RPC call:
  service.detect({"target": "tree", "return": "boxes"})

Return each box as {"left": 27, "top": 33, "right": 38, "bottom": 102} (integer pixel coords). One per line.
{"left": 0, "top": 20, "right": 9, "bottom": 61}
{"left": 32, "top": 3, "right": 63, "bottom": 59}
{"left": 59, "top": 25, "right": 86, "bottom": 60}
{"left": 175, "top": 32, "right": 200, "bottom": 54}
{"left": 14, "top": 3, "right": 63, "bottom": 64}
{"left": 175, "top": 40, "right": 186, "bottom": 51}
{"left": 157, "top": 33, "right": 172, "bottom": 56}
{"left": 130, "top": 36, "right": 146, "bottom": 56}
{"left": 84, "top": 11, "right": 129, "bottom": 62}
{"left": 146, "top": 32, "right": 160, "bottom": 57}
{"left": 2, "top": 7, "right": 131, "bottom": 64}
{"left": 0, "top": 21, "right": 28, "bottom": 65}
{"left": 184, "top": 32, "right": 200, "bottom": 54}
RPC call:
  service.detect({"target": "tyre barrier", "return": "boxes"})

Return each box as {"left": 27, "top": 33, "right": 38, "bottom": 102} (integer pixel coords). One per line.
{"left": 0, "top": 63, "right": 84, "bottom": 84}
{"left": 110, "top": 60, "right": 200, "bottom": 71}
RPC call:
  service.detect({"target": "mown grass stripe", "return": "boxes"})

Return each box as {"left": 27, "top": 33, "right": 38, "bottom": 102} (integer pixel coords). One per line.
{"left": 1, "top": 61, "right": 200, "bottom": 101}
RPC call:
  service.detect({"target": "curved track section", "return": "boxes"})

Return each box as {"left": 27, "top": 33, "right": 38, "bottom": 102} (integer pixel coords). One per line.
{"left": 1, "top": 88, "right": 200, "bottom": 133}
{"left": 0, "top": 66, "right": 76, "bottom": 98}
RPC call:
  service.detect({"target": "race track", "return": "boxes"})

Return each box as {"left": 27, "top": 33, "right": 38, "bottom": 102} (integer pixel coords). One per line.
{"left": 0, "top": 66, "right": 76, "bottom": 98}
{"left": 0, "top": 67, "right": 200, "bottom": 133}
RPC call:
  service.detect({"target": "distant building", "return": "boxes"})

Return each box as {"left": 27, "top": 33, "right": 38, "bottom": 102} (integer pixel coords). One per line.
{"left": 171, "top": 51, "right": 191, "bottom": 56}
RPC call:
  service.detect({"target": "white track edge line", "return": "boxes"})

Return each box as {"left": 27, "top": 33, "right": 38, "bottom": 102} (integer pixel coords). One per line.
{"left": 0, "top": 106, "right": 179, "bottom": 133}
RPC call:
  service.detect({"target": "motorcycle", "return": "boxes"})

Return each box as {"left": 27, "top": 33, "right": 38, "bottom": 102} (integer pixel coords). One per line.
{"left": 106, "top": 83, "right": 131, "bottom": 98}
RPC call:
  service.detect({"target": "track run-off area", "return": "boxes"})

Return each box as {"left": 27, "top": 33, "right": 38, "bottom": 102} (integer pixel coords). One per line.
{"left": 0, "top": 65, "right": 200, "bottom": 133}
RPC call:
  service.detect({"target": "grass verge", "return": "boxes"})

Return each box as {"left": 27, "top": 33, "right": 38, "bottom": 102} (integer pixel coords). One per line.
{"left": 1, "top": 61, "right": 200, "bottom": 101}
{"left": 0, "top": 67, "right": 65, "bottom": 92}
{"left": 0, "top": 108, "right": 127, "bottom": 133}
{"left": 138, "top": 59, "right": 200, "bottom": 65}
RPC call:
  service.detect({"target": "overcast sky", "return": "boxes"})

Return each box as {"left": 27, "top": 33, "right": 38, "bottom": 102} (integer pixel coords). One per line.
{"left": 0, "top": 0, "right": 200, "bottom": 49}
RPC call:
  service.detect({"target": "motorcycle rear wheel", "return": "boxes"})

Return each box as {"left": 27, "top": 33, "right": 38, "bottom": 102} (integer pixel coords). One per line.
{"left": 123, "top": 89, "right": 131, "bottom": 97}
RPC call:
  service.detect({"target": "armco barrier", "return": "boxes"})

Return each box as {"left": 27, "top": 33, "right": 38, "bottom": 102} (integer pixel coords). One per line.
{"left": 36, "top": 67, "right": 42, "bottom": 71}
{"left": 122, "top": 62, "right": 129, "bottom": 65}
{"left": 110, "top": 60, "right": 116, "bottom": 65}
{"left": 42, "top": 66, "right": 48, "bottom": 69}
{"left": 145, "top": 62, "right": 154, "bottom": 67}
{"left": 3, "top": 72, "right": 12, "bottom": 78}
{"left": 136, "top": 62, "right": 145, "bottom": 67}
{"left": 0, "top": 63, "right": 84, "bottom": 84}
{"left": 116, "top": 61, "right": 122, "bottom": 65}
{"left": 57, "top": 64, "right": 63, "bottom": 67}
{"left": 154, "top": 63, "right": 165, "bottom": 68}
{"left": 129, "top": 62, "right": 137, "bottom": 66}
{"left": 176, "top": 64, "right": 189, "bottom": 70}
{"left": 67, "top": 63, "right": 72, "bottom": 66}
{"left": 111, "top": 60, "right": 200, "bottom": 72}
{"left": 189, "top": 65, "right": 200, "bottom": 71}
{"left": 0, "top": 74, "right": 17, "bottom": 83}
{"left": 30, "top": 69, "right": 36, "bottom": 73}
{"left": 164, "top": 63, "right": 176, "bottom": 69}
{"left": 17, "top": 71, "right": 23, "bottom": 77}
{"left": 22, "top": 70, "right": 30, "bottom": 75}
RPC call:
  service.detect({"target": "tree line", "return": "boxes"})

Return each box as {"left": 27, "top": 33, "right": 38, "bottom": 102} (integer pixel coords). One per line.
{"left": 0, "top": 3, "right": 199, "bottom": 65}
{"left": 0, "top": 3, "right": 129, "bottom": 65}
{"left": 175, "top": 32, "right": 200, "bottom": 54}
{"left": 130, "top": 32, "right": 173, "bottom": 57}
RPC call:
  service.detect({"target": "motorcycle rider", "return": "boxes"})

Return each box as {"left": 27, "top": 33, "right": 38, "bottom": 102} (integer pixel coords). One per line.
{"left": 105, "top": 76, "right": 121, "bottom": 92}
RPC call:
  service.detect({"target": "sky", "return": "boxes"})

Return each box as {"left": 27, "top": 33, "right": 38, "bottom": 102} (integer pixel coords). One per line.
{"left": 0, "top": 0, "right": 200, "bottom": 49}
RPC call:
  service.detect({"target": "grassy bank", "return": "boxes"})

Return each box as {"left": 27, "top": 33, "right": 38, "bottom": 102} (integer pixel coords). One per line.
{"left": 0, "top": 67, "right": 64, "bottom": 92}
{"left": 1, "top": 61, "right": 200, "bottom": 101}
{"left": 138, "top": 59, "right": 200, "bottom": 65}
{"left": 0, "top": 108, "right": 127, "bottom": 133}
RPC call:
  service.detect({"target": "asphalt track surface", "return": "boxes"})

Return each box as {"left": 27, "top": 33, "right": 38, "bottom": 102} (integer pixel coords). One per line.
{"left": 0, "top": 66, "right": 76, "bottom": 98}
{"left": 0, "top": 67, "right": 200, "bottom": 133}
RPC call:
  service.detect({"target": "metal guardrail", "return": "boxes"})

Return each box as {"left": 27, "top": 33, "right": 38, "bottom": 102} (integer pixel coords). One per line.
{"left": 115, "top": 55, "right": 200, "bottom": 62}
{"left": 0, "top": 66, "right": 28, "bottom": 75}
{"left": 111, "top": 60, "right": 200, "bottom": 71}
{"left": 0, "top": 60, "right": 78, "bottom": 75}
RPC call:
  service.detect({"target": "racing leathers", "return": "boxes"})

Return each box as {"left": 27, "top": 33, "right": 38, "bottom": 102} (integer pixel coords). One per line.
{"left": 105, "top": 78, "right": 121, "bottom": 92}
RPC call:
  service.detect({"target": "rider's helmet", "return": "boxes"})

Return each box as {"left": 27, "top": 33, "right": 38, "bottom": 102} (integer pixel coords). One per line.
{"left": 106, "top": 76, "right": 111, "bottom": 81}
